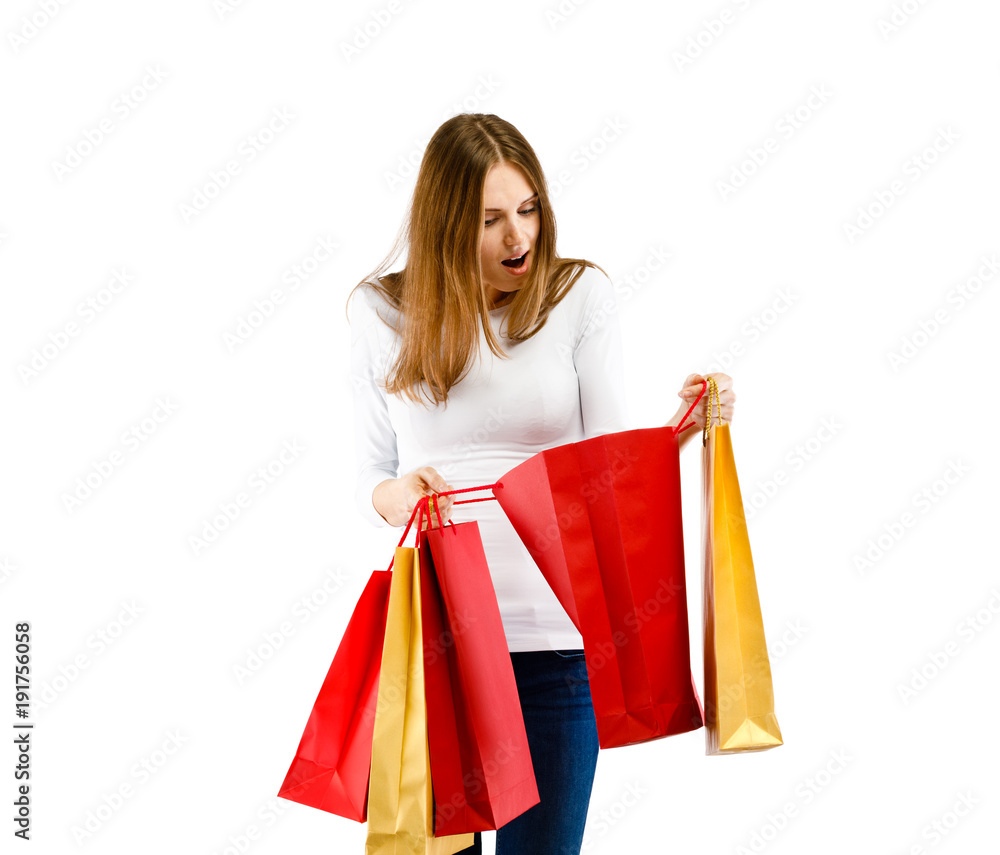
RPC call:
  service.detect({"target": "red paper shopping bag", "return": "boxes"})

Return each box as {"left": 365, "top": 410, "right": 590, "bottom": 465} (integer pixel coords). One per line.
{"left": 492, "top": 421, "right": 705, "bottom": 749}
{"left": 277, "top": 570, "right": 391, "bottom": 820}
{"left": 419, "top": 506, "right": 539, "bottom": 835}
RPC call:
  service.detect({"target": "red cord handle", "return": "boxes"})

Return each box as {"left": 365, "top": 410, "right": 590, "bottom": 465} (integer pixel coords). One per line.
{"left": 428, "top": 483, "right": 500, "bottom": 532}
{"left": 383, "top": 483, "right": 500, "bottom": 569}
{"left": 383, "top": 494, "right": 425, "bottom": 571}
{"left": 437, "top": 483, "right": 501, "bottom": 503}
{"left": 674, "top": 379, "right": 709, "bottom": 436}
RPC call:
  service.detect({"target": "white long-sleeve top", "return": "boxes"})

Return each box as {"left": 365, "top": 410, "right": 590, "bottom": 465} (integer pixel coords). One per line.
{"left": 349, "top": 264, "right": 631, "bottom": 651}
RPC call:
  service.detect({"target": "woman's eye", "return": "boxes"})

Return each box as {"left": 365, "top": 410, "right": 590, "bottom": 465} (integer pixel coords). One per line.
{"left": 485, "top": 206, "right": 538, "bottom": 227}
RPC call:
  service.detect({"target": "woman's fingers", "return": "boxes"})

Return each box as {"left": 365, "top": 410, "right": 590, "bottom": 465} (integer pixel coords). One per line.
{"left": 402, "top": 467, "right": 457, "bottom": 529}
{"left": 414, "top": 465, "right": 448, "bottom": 493}
{"left": 676, "top": 372, "right": 737, "bottom": 424}
{"left": 678, "top": 373, "right": 705, "bottom": 399}
{"left": 709, "top": 373, "right": 736, "bottom": 421}
{"left": 424, "top": 495, "right": 452, "bottom": 527}
{"left": 418, "top": 496, "right": 454, "bottom": 529}
{"left": 679, "top": 372, "right": 732, "bottom": 397}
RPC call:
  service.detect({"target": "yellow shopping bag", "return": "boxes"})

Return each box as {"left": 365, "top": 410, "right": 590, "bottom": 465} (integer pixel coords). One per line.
{"left": 365, "top": 542, "right": 474, "bottom": 855}
{"left": 701, "top": 377, "right": 783, "bottom": 755}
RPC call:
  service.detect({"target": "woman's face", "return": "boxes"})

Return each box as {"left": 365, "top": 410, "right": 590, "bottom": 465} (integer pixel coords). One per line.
{"left": 479, "top": 162, "right": 540, "bottom": 307}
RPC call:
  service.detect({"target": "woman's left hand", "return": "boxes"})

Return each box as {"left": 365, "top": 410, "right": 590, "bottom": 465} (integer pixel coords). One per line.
{"left": 676, "top": 373, "right": 736, "bottom": 428}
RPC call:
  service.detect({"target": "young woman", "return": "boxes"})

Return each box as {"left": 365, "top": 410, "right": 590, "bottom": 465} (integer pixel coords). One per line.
{"left": 348, "top": 113, "right": 735, "bottom": 854}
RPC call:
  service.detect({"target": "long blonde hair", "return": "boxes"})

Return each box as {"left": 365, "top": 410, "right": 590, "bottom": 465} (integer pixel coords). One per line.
{"left": 348, "top": 113, "right": 604, "bottom": 407}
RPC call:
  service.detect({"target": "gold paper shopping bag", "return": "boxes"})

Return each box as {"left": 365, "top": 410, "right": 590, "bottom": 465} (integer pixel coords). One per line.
{"left": 702, "top": 377, "right": 783, "bottom": 755}
{"left": 365, "top": 544, "right": 474, "bottom": 855}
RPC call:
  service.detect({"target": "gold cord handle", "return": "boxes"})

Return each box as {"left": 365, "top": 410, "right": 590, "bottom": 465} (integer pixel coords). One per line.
{"left": 702, "top": 376, "right": 722, "bottom": 446}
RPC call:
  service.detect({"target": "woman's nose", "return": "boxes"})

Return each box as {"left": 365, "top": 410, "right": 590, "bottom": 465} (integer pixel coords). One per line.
{"left": 505, "top": 220, "right": 525, "bottom": 246}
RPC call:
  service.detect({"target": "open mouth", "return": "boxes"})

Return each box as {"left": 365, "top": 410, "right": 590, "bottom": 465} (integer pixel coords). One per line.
{"left": 501, "top": 251, "right": 528, "bottom": 268}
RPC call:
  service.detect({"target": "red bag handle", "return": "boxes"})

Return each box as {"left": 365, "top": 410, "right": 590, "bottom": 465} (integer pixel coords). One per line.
{"left": 426, "top": 484, "right": 500, "bottom": 535}
{"left": 437, "top": 484, "right": 500, "bottom": 507}
{"left": 674, "top": 378, "right": 709, "bottom": 437}
{"left": 383, "top": 495, "right": 426, "bottom": 571}
{"left": 383, "top": 482, "right": 499, "bottom": 569}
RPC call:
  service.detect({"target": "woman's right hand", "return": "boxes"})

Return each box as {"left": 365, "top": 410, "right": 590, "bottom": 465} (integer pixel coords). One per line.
{"left": 372, "top": 466, "right": 454, "bottom": 528}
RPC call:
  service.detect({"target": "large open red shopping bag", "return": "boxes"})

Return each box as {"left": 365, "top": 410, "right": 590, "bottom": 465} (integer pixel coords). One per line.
{"left": 492, "top": 417, "right": 706, "bottom": 749}
{"left": 277, "top": 570, "right": 391, "bottom": 820}
{"left": 418, "top": 502, "right": 539, "bottom": 835}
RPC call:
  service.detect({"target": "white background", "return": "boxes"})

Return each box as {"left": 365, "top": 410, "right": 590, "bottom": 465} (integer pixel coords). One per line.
{"left": 2, "top": 0, "right": 998, "bottom": 853}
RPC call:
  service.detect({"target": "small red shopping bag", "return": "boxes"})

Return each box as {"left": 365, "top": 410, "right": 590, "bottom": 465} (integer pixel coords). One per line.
{"left": 418, "top": 496, "right": 539, "bottom": 835}
{"left": 491, "top": 394, "right": 708, "bottom": 749}
{"left": 277, "top": 570, "right": 391, "bottom": 820}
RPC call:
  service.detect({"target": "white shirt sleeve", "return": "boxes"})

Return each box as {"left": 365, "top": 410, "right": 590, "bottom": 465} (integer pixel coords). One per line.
{"left": 573, "top": 269, "right": 632, "bottom": 437}
{"left": 349, "top": 285, "right": 399, "bottom": 528}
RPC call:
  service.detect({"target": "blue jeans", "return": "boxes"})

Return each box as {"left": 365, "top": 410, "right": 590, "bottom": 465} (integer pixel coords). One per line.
{"left": 457, "top": 649, "right": 600, "bottom": 855}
